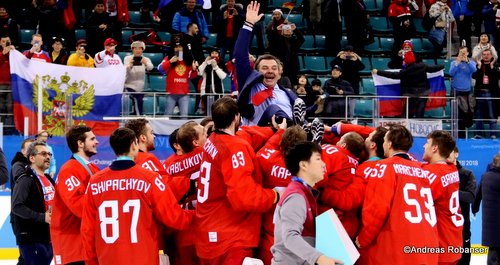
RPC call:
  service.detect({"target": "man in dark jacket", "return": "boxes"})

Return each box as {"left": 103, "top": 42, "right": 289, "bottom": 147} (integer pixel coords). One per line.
{"left": 472, "top": 48, "right": 500, "bottom": 138}
{"left": 9, "top": 138, "right": 34, "bottom": 265}
{"left": 373, "top": 60, "right": 444, "bottom": 118}
{"left": 172, "top": 0, "right": 209, "bottom": 42}
{"left": 235, "top": 2, "right": 297, "bottom": 126}
{"left": 0, "top": 147, "right": 7, "bottom": 186}
{"left": 448, "top": 147, "right": 476, "bottom": 265}
{"left": 473, "top": 153, "right": 500, "bottom": 265}
{"left": 11, "top": 141, "right": 55, "bottom": 265}
{"left": 322, "top": 65, "right": 354, "bottom": 122}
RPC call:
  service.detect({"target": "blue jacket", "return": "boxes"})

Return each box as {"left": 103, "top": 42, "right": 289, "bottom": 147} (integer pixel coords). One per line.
{"left": 172, "top": 7, "right": 209, "bottom": 38}
{"left": 449, "top": 59, "right": 476, "bottom": 92}
{"left": 452, "top": 0, "right": 474, "bottom": 18}
{"left": 234, "top": 26, "right": 297, "bottom": 125}
{"left": 482, "top": 3, "right": 497, "bottom": 34}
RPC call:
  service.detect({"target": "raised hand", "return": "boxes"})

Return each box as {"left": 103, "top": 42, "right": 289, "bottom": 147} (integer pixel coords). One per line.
{"left": 245, "top": 1, "right": 263, "bottom": 25}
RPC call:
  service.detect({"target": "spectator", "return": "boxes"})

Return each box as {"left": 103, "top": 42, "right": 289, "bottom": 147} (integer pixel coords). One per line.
{"left": 388, "top": 0, "right": 415, "bottom": 63}
{"left": 152, "top": 0, "right": 184, "bottom": 33}
{"left": 447, "top": 147, "right": 476, "bottom": 265}
{"left": 81, "top": 127, "right": 193, "bottom": 265}
{"left": 0, "top": 5, "right": 19, "bottom": 45}
{"left": 172, "top": 0, "right": 209, "bottom": 43}
{"left": 322, "top": 65, "right": 354, "bottom": 122}
{"left": 215, "top": 0, "right": 244, "bottom": 60}
{"left": 50, "top": 125, "right": 100, "bottom": 265}
{"left": 266, "top": 10, "right": 305, "bottom": 83}
{"left": 323, "top": 0, "right": 343, "bottom": 55}
{"left": 452, "top": 0, "right": 474, "bottom": 52}
{"left": 94, "top": 38, "right": 123, "bottom": 68}
{"left": 482, "top": 0, "right": 499, "bottom": 49}
{"left": 372, "top": 58, "right": 444, "bottom": 118}
{"left": 11, "top": 141, "right": 55, "bottom": 265}
{"left": 124, "top": 41, "right": 153, "bottom": 115}
{"left": 86, "top": 1, "right": 113, "bottom": 56}
{"left": 35, "top": 130, "right": 56, "bottom": 178}
{"left": 103, "top": 0, "right": 129, "bottom": 44}
{"left": 272, "top": 141, "right": 342, "bottom": 265}
{"left": 194, "top": 96, "right": 280, "bottom": 264}
{"left": 330, "top": 45, "right": 365, "bottom": 117}
{"left": 307, "top": 0, "right": 324, "bottom": 33}
{"left": 66, "top": 39, "right": 95, "bottom": 67}
{"left": 235, "top": 2, "right": 297, "bottom": 126}
{"left": 294, "top": 75, "right": 323, "bottom": 117}
{"left": 0, "top": 35, "right": 14, "bottom": 134}
{"left": 158, "top": 36, "right": 198, "bottom": 118}
{"left": 472, "top": 153, "right": 500, "bottom": 265}
{"left": 33, "top": 0, "right": 64, "bottom": 47}
{"left": 428, "top": 0, "right": 455, "bottom": 57}
{"left": 198, "top": 48, "right": 228, "bottom": 114}
{"left": 23, "top": 34, "right": 51, "bottom": 63}
{"left": 310, "top": 78, "right": 325, "bottom": 115}
{"left": 472, "top": 33, "right": 499, "bottom": 61}
{"left": 342, "top": 0, "right": 369, "bottom": 53}
{"left": 472, "top": 49, "right": 500, "bottom": 139}
{"left": 49, "top": 37, "right": 68, "bottom": 65}
{"left": 183, "top": 22, "right": 205, "bottom": 115}
{"left": 449, "top": 46, "right": 477, "bottom": 138}
{"left": 183, "top": 22, "right": 205, "bottom": 67}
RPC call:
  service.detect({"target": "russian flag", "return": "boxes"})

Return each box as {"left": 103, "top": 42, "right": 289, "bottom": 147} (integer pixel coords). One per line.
{"left": 10, "top": 50, "right": 125, "bottom": 136}
{"left": 374, "top": 70, "right": 447, "bottom": 117}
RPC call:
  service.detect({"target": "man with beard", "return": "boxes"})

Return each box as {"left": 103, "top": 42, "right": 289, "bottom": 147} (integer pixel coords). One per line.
{"left": 235, "top": 2, "right": 297, "bottom": 126}
{"left": 11, "top": 141, "right": 55, "bottom": 265}
{"left": 172, "top": 0, "right": 209, "bottom": 43}
{"left": 50, "top": 125, "right": 100, "bottom": 265}
{"left": 195, "top": 97, "right": 282, "bottom": 264}
{"left": 124, "top": 118, "right": 166, "bottom": 176}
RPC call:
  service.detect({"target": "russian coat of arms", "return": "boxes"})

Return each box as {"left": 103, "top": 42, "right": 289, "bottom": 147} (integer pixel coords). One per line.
{"left": 33, "top": 72, "right": 95, "bottom": 136}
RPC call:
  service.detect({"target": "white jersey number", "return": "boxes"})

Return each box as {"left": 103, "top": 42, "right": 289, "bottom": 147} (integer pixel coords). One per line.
{"left": 449, "top": 190, "right": 464, "bottom": 227}
{"left": 403, "top": 183, "right": 437, "bottom": 227}
{"left": 98, "top": 199, "right": 141, "bottom": 244}
{"left": 197, "top": 161, "right": 212, "bottom": 203}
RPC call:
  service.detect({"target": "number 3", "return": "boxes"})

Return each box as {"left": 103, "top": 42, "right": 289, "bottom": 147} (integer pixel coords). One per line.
{"left": 197, "top": 162, "right": 211, "bottom": 203}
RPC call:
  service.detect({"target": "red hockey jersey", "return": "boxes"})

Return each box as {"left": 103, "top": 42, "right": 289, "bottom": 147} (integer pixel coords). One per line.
{"left": 358, "top": 155, "right": 439, "bottom": 265}
{"left": 81, "top": 162, "right": 193, "bottom": 265}
{"left": 318, "top": 144, "right": 359, "bottom": 238}
{"left": 195, "top": 131, "right": 276, "bottom": 259}
{"left": 51, "top": 158, "right": 100, "bottom": 264}
{"left": 423, "top": 163, "right": 464, "bottom": 263}
{"left": 253, "top": 129, "right": 291, "bottom": 264}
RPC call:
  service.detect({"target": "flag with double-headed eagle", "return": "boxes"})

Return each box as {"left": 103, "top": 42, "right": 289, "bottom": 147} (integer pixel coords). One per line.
{"left": 9, "top": 50, "right": 125, "bottom": 136}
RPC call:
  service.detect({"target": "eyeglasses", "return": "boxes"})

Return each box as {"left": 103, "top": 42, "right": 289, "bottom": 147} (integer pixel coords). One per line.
{"left": 36, "top": 151, "right": 53, "bottom": 157}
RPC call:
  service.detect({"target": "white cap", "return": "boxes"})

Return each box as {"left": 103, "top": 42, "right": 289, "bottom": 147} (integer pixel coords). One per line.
{"left": 131, "top": 41, "right": 146, "bottom": 50}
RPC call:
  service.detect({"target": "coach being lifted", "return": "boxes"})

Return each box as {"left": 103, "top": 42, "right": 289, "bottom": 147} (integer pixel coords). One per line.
{"left": 235, "top": 1, "right": 297, "bottom": 126}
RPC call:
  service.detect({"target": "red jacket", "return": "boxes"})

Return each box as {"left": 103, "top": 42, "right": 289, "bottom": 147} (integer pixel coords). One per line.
{"left": 82, "top": 161, "right": 193, "bottom": 265}
{"left": 51, "top": 158, "right": 100, "bottom": 264}
{"left": 358, "top": 155, "right": 439, "bottom": 265}
{"left": 423, "top": 163, "right": 463, "bottom": 263}
{"left": 195, "top": 131, "right": 276, "bottom": 259}
{"left": 0, "top": 52, "right": 10, "bottom": 85}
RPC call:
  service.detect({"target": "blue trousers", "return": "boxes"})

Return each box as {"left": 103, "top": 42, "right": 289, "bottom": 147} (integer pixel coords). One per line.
{"left": 19, "top": 243, "right": 53, "bottom": 265}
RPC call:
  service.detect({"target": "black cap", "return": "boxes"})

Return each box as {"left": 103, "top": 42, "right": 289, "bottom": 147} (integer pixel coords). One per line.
{"left": 332, "top": 65, "right": 342, "bottom": 72}
{"left": 52, "top": 36, "right": 65, "bottom": 45}
{"left": 343, "top": 45, "right": 354, "bottom": 52}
